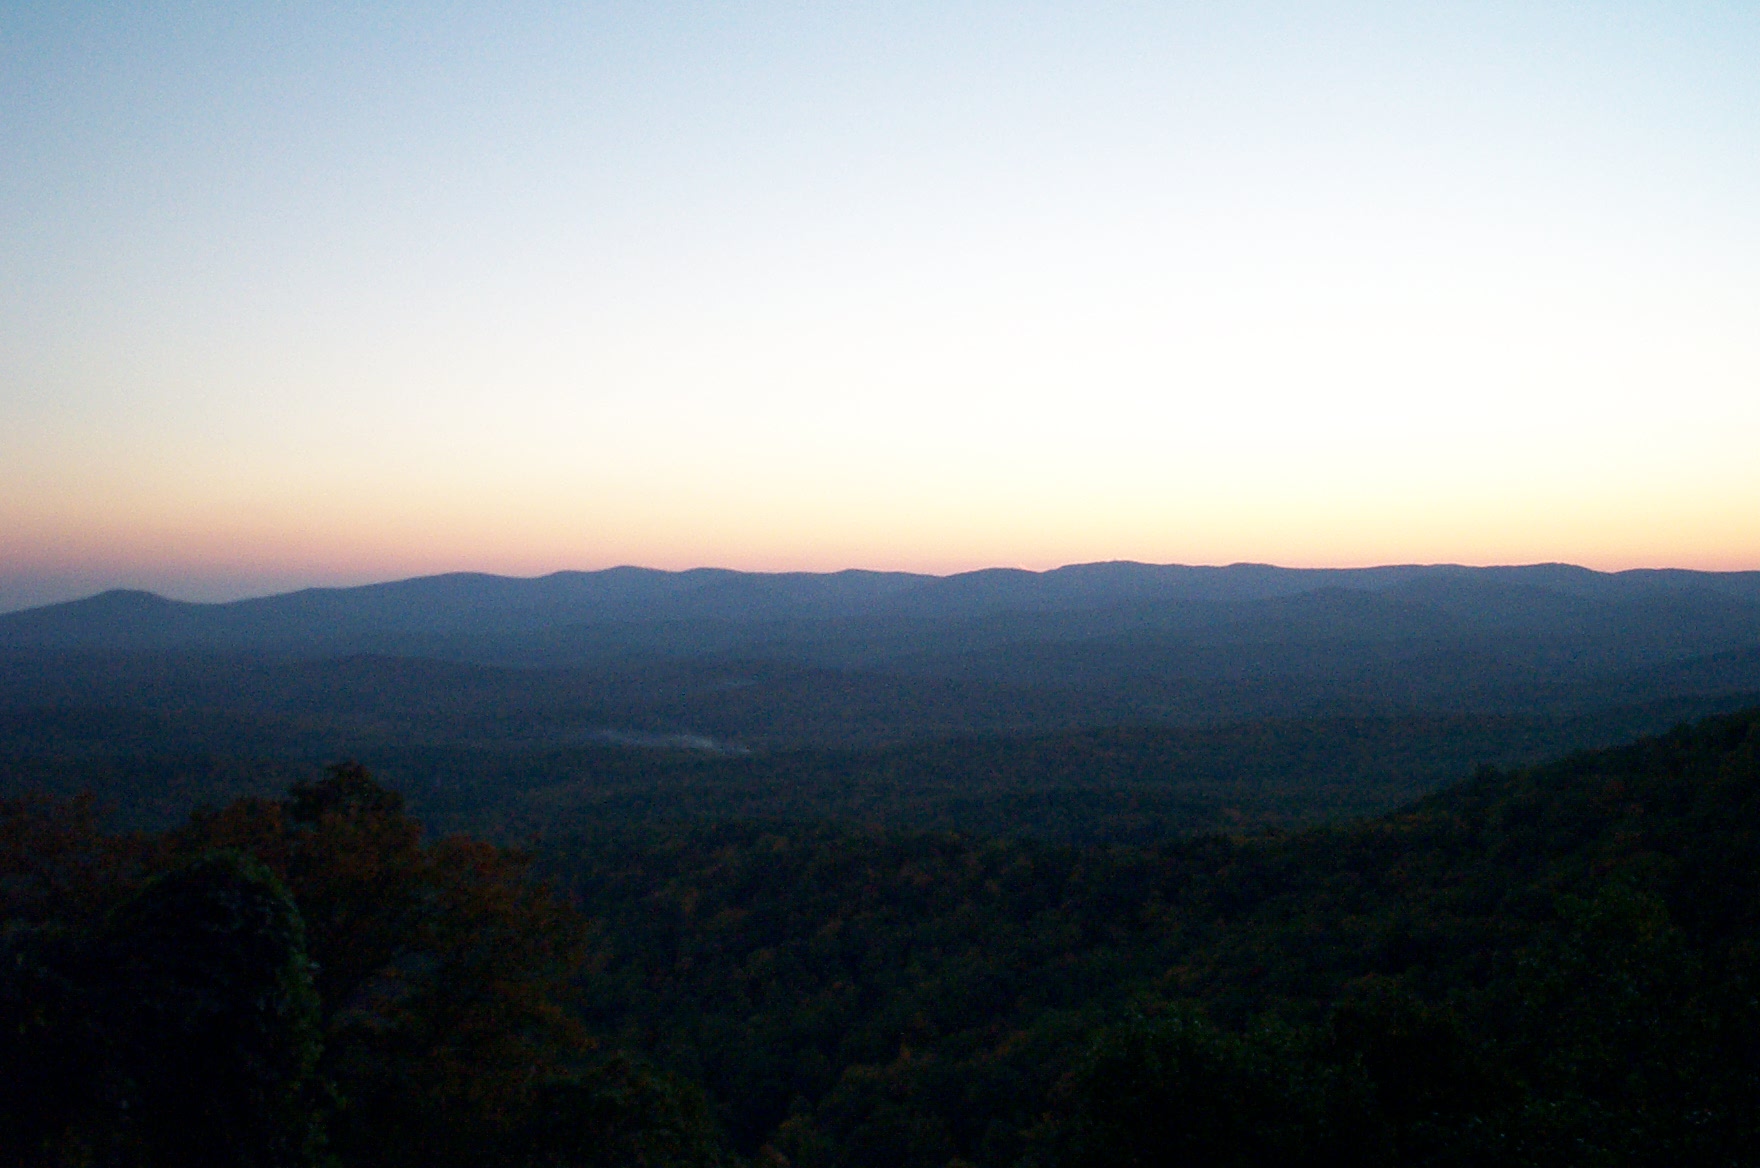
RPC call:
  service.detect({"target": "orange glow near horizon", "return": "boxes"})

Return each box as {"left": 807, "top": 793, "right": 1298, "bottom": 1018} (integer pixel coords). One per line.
{"left": 5, "top": 5, "right": 1759, "bottom": 612}
{"left": 5, "top": 481, "right": 1757, "bottom": 608}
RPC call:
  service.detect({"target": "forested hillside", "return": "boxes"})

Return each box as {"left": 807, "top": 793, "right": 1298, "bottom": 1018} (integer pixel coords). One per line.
{"left": 6, "top": 562, "right": 1760, "bottom": 855}
{"left": 12, "top": 0, "right": 1758, "bottom": 1161}
{"left": 5, "top": 697, "right": 1752, "bottom": 842}
{"left": 551, "top": 708, "right": 1760, "bottom": 1166}
{"left": 0, "top": 767, "right": 725, "bottom": 1168}
{"left": 6, "top": 710, "right": 1758, "bottom": 1165}
{"left": 6, "top": 563, "right": 1760, "bottom": 753}
{"left": 5, "top": 560, "right": 1759, "bottom": 1165}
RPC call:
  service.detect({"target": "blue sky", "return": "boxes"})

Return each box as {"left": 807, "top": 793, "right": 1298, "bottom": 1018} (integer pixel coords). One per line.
{"left": 3, "top": 2, "right": 1758, "bottom": 609}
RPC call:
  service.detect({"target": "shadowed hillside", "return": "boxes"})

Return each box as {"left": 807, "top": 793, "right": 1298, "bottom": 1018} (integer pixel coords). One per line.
{"left": 4, "top": 562, "right": 1759, "bottom": 838}
{"left": 544, "top": 707, "right": 1760, "bottom": 1166}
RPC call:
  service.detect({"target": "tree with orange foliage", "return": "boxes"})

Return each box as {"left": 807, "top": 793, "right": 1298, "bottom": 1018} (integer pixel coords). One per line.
{"left": 3, "top": 765, "right": 727, "bottom": 1168}
{"left": 170, "top": 763, "right": 596, "bottom": 1167}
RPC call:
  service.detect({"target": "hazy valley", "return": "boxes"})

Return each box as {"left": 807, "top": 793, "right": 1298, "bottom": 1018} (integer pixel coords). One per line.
{"left": 7, "top": 561, "right": 1760, "bottom": 1166}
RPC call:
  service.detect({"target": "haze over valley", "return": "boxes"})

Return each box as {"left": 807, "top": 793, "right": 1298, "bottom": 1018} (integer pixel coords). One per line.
{"left": 6, "top": 3, "right": 1760, "bottom": 1165}
{"left": 5, "top": 559, "right": 1759, "bottom": 840}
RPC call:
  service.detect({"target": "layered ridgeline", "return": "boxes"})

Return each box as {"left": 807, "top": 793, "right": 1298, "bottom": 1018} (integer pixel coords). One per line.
{"left": 6, "top": 708, "right": 1759, "bottom": 1166}
{"left": 7, "top": 564, "right": 1760, "bottom": 695}
{"left": 3, "top": 562, "right": 1759, "bottom": 834}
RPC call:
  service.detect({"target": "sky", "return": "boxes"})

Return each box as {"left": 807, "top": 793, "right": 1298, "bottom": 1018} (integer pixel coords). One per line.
{"left": 3, "top": 1, "right": 1758, "bottom": 610}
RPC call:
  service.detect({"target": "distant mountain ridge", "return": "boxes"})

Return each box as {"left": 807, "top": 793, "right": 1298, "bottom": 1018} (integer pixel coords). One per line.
{"left": 4, "top": 561, "right": 1760, "bottom": 846}
{"left": 4, "top": 561, "right": 1760, "bottom": 760}
{"left": 6, "top": 561, "right": 1760, "bottom": 659}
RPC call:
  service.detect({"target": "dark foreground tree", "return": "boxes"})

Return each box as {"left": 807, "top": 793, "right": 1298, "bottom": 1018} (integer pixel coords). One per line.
{"left": 3, "top": 767, "right": 732, "bottom": 1168}
{"left": 1, "top": 850, "right": 323, "bottom": 1167}
{"left": 99, "top": 851, "right": 324, "bottom": 1167}
{"left": 167, "top": 762, "right": 599, "bottom": 1167}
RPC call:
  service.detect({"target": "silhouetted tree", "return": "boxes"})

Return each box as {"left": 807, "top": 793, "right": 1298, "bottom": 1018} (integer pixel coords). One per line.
{"left": 98, "top": 850, "right": 324, "bottom": 1168}
{"left": 171, "top": 763, "right": 593, "bottom": 1167}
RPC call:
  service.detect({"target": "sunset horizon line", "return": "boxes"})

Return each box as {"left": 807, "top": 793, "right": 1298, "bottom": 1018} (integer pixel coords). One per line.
{"left": 10, "top": 554, "right": 1760, "bottom": 616}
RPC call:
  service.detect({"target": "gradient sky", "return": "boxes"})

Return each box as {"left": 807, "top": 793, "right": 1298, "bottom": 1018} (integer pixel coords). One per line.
{"left": 3, "top": 2, "right": 1758, "bottom": 610}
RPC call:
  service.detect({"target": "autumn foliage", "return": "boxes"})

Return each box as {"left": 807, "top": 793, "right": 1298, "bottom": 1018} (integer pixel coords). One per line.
{"left": 0, "top": 764, "right": 719, "bottom": 1168}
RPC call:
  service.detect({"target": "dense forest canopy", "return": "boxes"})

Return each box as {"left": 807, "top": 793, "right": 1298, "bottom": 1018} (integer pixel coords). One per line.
{"left": 5, "top": 709, "right": 1759, "bottom": 1166}
{"left": 0, "top": 767, "right": 722, "bottom": 1168}
{"left": 4, "top": 565, "right": 1759, "bottom": 1163}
